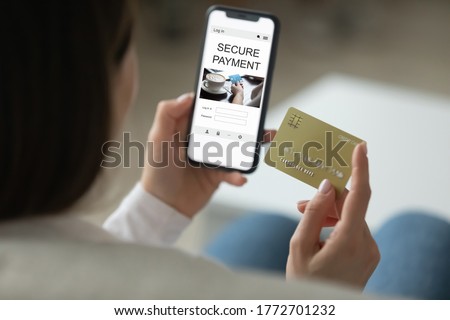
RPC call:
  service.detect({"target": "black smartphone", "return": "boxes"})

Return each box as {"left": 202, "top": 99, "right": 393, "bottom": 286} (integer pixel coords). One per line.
{"left": 187, "top": 5, "right": 279, "bottom": 173}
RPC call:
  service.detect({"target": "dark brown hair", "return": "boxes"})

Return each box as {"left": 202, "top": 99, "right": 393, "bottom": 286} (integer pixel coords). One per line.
{"left": 0, "top": 1, "right": 134, "bottom": 219}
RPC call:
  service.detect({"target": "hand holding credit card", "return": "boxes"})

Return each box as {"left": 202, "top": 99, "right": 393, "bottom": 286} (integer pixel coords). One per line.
{"left": 264, "top": 107, "right": 363, "bottom": 195}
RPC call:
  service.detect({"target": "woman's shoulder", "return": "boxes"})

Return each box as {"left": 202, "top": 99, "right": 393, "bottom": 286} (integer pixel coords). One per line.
{"left": 0, "top": 217, "right": 364, "bottom": 299}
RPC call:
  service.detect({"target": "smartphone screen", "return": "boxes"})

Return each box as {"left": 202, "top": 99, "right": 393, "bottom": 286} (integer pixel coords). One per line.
{"left": 187, "top": 6, "right": 279, "bottom": 172}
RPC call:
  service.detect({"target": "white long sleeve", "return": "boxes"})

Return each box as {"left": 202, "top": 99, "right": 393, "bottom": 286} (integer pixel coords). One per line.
{"left": 103, "top": 183, "right": 191, "bottom": 246}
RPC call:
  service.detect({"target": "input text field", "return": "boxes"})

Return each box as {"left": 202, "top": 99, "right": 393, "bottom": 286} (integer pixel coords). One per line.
{"left": 214, "top": 115, "right": 247, "bottom": 125}
{"left": 216, "top": 107, "right": 248, "bottom": 118}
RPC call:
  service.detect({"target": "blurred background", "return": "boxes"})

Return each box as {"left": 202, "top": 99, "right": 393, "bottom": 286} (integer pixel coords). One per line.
{"left": 135, "top": 0, "right": 450, "bottom": 101}
{"left": 79, "top": 0, "right": 450, "bottom": 250}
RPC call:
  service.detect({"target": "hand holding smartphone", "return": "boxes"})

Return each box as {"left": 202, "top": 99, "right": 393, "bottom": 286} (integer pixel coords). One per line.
{"left": 187, "top": 6, "right": 279, "bottom": 173}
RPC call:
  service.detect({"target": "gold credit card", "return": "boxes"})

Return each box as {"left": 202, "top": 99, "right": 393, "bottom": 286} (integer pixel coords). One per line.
{"left": 264, "top": 107, "right": 363, "bottom": 195}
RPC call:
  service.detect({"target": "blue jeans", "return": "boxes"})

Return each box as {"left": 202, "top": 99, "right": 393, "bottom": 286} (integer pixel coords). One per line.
{"left": 204, "top": 211, "right": 450, "bottom": 299}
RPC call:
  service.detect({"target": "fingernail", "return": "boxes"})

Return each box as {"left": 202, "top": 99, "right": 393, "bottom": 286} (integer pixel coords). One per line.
{"left": 297, "top": 200, "right": 308, "bottom": 205}
{"left": 177, "top": 92, "right": 193, "bottom": 102}
{"left": 318, "top": 179, "right": 332, "bottom": 194}
{"left": 361, "top": 142, "right": 368, "bottom": 155}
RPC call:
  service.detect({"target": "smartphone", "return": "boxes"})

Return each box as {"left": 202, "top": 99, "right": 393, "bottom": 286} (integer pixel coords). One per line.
{"left": 187, "top": 6, "right": 279, "bottom": 173}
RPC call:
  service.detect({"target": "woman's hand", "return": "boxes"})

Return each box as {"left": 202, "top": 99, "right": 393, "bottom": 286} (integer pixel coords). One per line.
{"left": 231, "top": 83, "right": 244, "bottom": 105}
{"left": 286, "top": 143, "right": 380, "bottom": 288}
{"left": 140, "top": 92, "right": 275, "bottom": 219}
